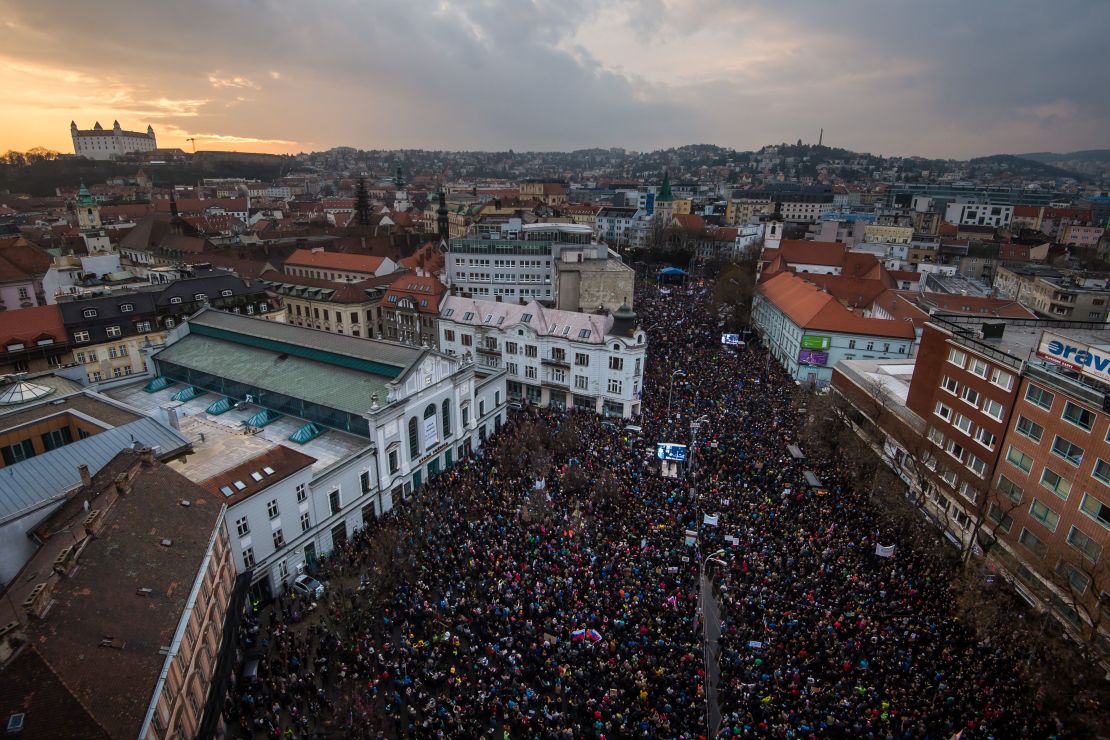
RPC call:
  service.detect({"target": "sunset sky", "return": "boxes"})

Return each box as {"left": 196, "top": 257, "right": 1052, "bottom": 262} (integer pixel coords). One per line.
{"left": 1, "top": 0, "right": 1107, "bottom": 158}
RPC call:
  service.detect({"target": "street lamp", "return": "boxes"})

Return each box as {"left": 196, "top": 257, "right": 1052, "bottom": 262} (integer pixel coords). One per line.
{"left": 700, "top": 548, "right": 727, "bottom": 739}
{"left": 689, "top": 415, "right": 710, "bottom": 473}
{"left": 668, "top": 369, "right": 686, "bottom": 419}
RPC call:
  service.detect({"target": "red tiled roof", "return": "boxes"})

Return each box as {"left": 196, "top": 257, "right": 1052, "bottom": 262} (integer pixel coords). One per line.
{"left": 0, "top": 236, "right": 53, "bottom": 282}
{"left": 383, "top": 274, "right": 446, "bottom": 314}
{"left": 398, "top": 242, "right": 445, "bottom": 273}
{"left": 672, "top": 213, "right": 706, "bottom": 231}
{"left": 775, "top": 239, "right": 849, "bottom": 267}
{"left": 758, "top": 271, "right": 916, "bottom": 339}
{"left": 902, "top": 290, "right": 1037, "bottom": 319}
{"left": 154, "top": 197, "right": 247, "bottom": 213}
{"left": 0, "top": 304, "right": 65, "bottom": 348}
{"left": 1013, "top": 205, "right": 1040, "bottom": 218}
{"left": 201, "top": 445, "right": 316, "bottom": 505}
{"left": 888, "top": 270, "right": 921, "bottom": 283}
{"left": 286, "top": 249, "right": 388, "bottom": 274}
{"left": 799, "top": 273, "right": 890, "bottom": 309}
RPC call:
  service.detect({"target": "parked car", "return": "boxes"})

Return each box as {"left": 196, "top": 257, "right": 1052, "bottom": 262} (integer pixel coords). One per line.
{"left": 291, "top": 574, "right": 324, "bottom": 599}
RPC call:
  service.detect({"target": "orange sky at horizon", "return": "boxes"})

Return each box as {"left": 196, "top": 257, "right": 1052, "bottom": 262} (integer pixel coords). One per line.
{"left": 0, "top": 57, "right": 304, "bottom": 156}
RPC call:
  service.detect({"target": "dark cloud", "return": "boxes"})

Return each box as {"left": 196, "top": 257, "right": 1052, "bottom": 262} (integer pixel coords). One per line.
{"left": 1, "top": 0, "right": 1107, "bottom": 157}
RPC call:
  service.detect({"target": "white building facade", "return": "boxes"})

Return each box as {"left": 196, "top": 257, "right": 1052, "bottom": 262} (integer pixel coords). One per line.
{"left": 438, "top": 297, "right": 646, "bottom": 417}
{"left": 71, "top": 120, "right": 156, "bottom": 160}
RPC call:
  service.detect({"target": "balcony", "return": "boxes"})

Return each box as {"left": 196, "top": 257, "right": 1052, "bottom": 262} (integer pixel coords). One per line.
{"left": 541, "top": 356, "right": 569, "bottom": 368}
{"left": 476, "top": 344, "right": 500, "bottom": 356}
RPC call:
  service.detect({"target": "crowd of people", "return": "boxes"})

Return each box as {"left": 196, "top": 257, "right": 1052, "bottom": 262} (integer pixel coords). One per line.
{"left": 224, "top": 273, "right": 1063, "bottom": 738}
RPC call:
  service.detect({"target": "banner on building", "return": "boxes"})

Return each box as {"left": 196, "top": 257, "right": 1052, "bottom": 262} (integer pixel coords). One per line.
{"left": 801, "top": 335, "right": 831, "bottom": 350}
{"left": 1036, "top": 330, "right": 1110, "bottom": 386}
{"left": 798, "top": 349, "right": 829, "bottom": 367}
{"left": 423, "top": 416, "right": 438, "bottom": 448}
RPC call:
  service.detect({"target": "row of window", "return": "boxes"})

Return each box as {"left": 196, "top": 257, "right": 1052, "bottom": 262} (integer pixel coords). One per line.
{"left": 946, "top": 348, "right": 1015, "bottom": 390}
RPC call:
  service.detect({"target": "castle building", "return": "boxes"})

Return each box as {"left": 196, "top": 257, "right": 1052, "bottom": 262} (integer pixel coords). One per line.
{"left": 71, "top": 120, "right": 157, "bottom": 160}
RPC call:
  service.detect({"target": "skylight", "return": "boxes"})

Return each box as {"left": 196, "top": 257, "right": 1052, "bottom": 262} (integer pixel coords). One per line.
{"left": 233, "top": 480, "right": 247, "bottom": 490}
{"left": 463, "top": 311, "right": 475, "bottom": 320}
{"left": 521, "top": 313, "right": 532, "bottom": 323}
{"left": 444, "top": 308, "right": 455, "bottom": 317}
{"left": 263, "top": 466, "right": 275, "bottom": 475}
{"left": 220, "top": 486, "right": 234, "bottom": 497}
{"left": 251, "top": 471, "right": 264, "bottom": 481}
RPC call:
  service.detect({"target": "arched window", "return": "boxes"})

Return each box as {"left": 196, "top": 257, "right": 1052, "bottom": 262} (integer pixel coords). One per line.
{"left": 424, "top": 404, "right": 436, "bottom": 419}
{"left": 408, "top": 417, "right": 419, "bottom": 459}
{"left": 442, "top": 399, "right": 452, "bottom": 437}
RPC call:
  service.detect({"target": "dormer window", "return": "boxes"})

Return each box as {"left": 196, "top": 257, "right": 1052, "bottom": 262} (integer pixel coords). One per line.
{"left": 170, "top": 297, "right": 182, "bottom": 305}
{"left": 119, "top": 303, "right": 134, "bottom": 313}
{"left": 578, "top": 329, "right": 591, "bottom": 339}
{"left": 194, "top": 293, "right": 207, "bottom": 302}
{"left": 484, "top": 314, "right": 493, "bottom": 324}
{"left": 443, "top": 308, "right": 455, "bottom": 318}
{"left": 420, "top": 299, "right": 428, "bottom": 307}
{"left": 463, "top": 311, "right": 475, "bottom": 321}
{"left": 221, "top": 289, "right": 233, "bottom": 297}
{"left": 82, "top": 308, "right": 97, "bottom": 318}
{"left": 388, "top": 295, "right": 398, "bottom": 303}
{"left": 521, "top": 313, "right": 532, "bottom": 323}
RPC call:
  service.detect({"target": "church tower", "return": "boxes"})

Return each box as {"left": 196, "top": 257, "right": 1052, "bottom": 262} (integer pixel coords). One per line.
{"left": 75, "top": 183, "right": 114, "bottom": 255}
{"left": 654, "top": 169, "right": 675, "bottom": 223}
{"left": 393, "top": 165, "right": 410, "bottom": 213}
{"left": 436, "top": 190, "right": 449, "bottom": 245}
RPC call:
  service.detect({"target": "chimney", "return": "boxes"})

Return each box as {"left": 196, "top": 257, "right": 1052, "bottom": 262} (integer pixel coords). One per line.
{"left": 140, "top": 446, "right": 155, "bottom": 465}
{"left": 114, "top": 472, "right": 131, "bottom": 497}
{"left": 78, "top": 464, "right": 92, "bottom": 487}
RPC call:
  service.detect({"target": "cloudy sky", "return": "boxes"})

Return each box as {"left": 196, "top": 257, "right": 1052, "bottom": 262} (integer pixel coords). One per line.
{"left": 1, "top": 0, "right": 1107, "bottom": 159}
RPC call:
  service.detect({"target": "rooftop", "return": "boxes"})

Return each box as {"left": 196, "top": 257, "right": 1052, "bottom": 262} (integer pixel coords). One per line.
{"left": 106, "top": 384, "right": 371, "bottom": 475}
{"left": 834, "top": 358, "right": 923, "bottom": 432}
{"left": 7, "top": 451, "right": 224, "bottom": 739}
{"left": 758, "top": 271, "right": 916, "bottom": 340}
{"left": 440, "top": 296, "right": 623, "bottom": 344}
{"left": 200, "top": 445, "right": 316, "bottom": 505}
{"left": 285, "top": 248, "right": 389, "bottom": 274}
{"left": 0, "top": 416, "right": 191, "bottom": 523}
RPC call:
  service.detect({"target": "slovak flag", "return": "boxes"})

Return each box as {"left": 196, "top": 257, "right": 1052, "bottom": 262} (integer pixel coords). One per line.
{"left": 571, "top": 629, "right": 586, "bottom": 641}
{"left": 586, "top": 629, "right": 603, "bottom": 642}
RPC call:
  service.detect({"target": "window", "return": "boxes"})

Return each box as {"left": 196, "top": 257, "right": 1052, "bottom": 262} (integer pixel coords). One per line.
{"left": 41, "top": 427, "right": 72, "bottom": 451}
{"left": 848, "top": 339, "right": 856, "bottom": 349}
{"left": 520, "top": 312, "right": 532, "bottom": 323}
{"left": 947, "top": 347, "right": 967, "bottom": 367}
{"left": 946, "top": 439, "right": 965, "bottom": 462}
{"left": 1006, "top": 445, "right": 1032, "bottom": 473}
{"left": 609, "top": 356, "right": 624, "bottom": 371}
{"left": 578, "top": 329, "right": 591, "bottom": 339}
{"left": 1025, "top": 384, "right": 1054, "bottom": 410}
{"left": 974, "top": 427, "right": 996, "bottom": 449}
{"left": 267, "top": 499, "right": 279, "bottom": 519}
{"left": 442, "top": 400, "right": 451, "bottom": 437}
{"left": 574, "top": 375, "right": 589, "bottom": 390}
{"left": 1030, "top": 498, "right": 1061, "bottom": 532}
{"left": 967, "top": 454, "right": 987, "bottom": 478}
{"left": 273, "top": 528, "right": 285, "bottom": 549}
{"left": 941, "top": 376, "right": 958, "bottom": 395}
{"left": 608, "top": 378, "right": 622, "bottom": 395}
{"left": 1015, "top": 415, "right": 1043, "bottom": 443}
{"left": 120, "top": 303, "right": 133, "bottom": 313}
{"left": 1056, "top": 560, "right": 1089, "bottom": 594}
{"left": 1094, "top": 458, "right": 1110, "bottom": 486}
{"left": 408, "top": 417, "right": 419, "bottom": 459}
{"left": 296, "top": 483, "right": 307, "bottom": 502}
{"left": 1, "top": 439, "right": 35, "bottom": 465}
{"left": 927, "top": 427, "right": 945, "bottom": 446}
{"left": 105, "top": 325, "right": 122, "bottom": 338}
{"left": 968, "top": 358, "right": 988, "bottom": 378}
{"left": 461, "top": 334, "right": 472, "bottom": 346}
{"left": 300, "top": 511, "right": 311, "bottom": 532}
{"left": 524, "top": 345, "right": 538, "bottom": 358}
{"left": 242, "top": 547, "right": 255, "bottom": 568}
{"left": 1051, "top": 436, "right": 1084, "bottom": 466}
{"left": 165, "top": 319, "right": 175, "bottom": 328}
{"left": 952, "top": 413, "right": 972, "bottom": 434}
{"left": 1040, "top": 467, "right": 1072, "bottom": 500}
{"left": 462, "top": 311, "right": 475, "bottom": 321}
{"left": 1018, "top": 528, "right": 1048, "bottom": 559}
{"left": 169, "top": 296, "right": 182, "bottom": 304}
{"left": 82, "top": 308, "right": 97, "bottom": 318}
{"left": 1080, "top": 493, "right": 1110, "bottom": 528}
{"left": 575, "top": 353, "right": 589, "bottom": 366}
{"left": 74, "top": 330, "right": 90, "bottom": 343}
{"left": 982, "top": 398, "right": 1003, "bottom": 421}
{"left": 136, "top": 321, "right": 151, "bottom": 332}
{"left": 221, "top": 289, "right": 233, "bottom": 297}
{"left": 934, "top": 402, "right": 952, "bottom": 422}
{"left": 1067, "top": 526, "right": 1102, "bottom": 563}
{"left": 235, "top": 517, "right": 250, "bottom": 537}
{"left": 987, "top": 503, "right": 1013, "bottom": 534}
{"left": 461, "top": 405, "right": 470, "bottom": 428}
{"left": 328, "top": 489, "right": 342, "bottom": 515}
{"left": 1062, "top": 401, "right": 1094, "bottom": 431}
{"left": 551, "top": 347, "right": 566, "bottom": 362}
{"left": 388, "top": 449, "right": 399, "bottom": 474}
{"left": 990, "top": 368, "right": 1013, "bottom": 391}
{"left": 960, "top": 386, "right": 980, "bottom": 408}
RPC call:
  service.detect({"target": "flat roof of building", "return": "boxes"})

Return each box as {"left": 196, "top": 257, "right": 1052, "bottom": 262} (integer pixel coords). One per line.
{"left": 105, "top": 382, "right": 371, "bottom": 476}
{"left": 929, "top": 315, "right": 1110, "bottom": 366}
{"left": 834, "top": 358, "right": 923, "bottom": 431}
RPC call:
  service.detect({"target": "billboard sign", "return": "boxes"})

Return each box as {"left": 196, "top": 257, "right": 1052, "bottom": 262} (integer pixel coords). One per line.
{"left": 721, "top": 333, "right": 743, "bottom": 346}
{"left": 801, "top": 334, "right": 831, "bottom": 350}
{"left": 656, "top": 443, "right": 688, "bottom": 462}
{"left": 798, "top": 349, "right": 829, "bottom": 367}
{"left": 1036, "top": 331, "right": 1110, "bottom": 386}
